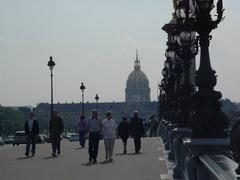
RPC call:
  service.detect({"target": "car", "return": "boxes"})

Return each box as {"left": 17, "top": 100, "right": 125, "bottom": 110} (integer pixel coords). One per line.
{"left": 4, "top": 136, "right": 14, "bottom": 145}
{"left": 69, "top": 134, "right": 79, "bottom": 142}
{"left": 0, "top": 136, "right": 4, "bottom": 146}
{"left": 13, "top": 131, "right": 27, "bottom": 146}
{"left": 36, "top": 135, "right": 46, "bottom": 144}
{"left": 65, "top": 132, "right": 76, "bottom": 140}
{"left": 13, "top": 131, "right": 46, "bottom": 146}
{"left": 42, "top": 134, "right": 51, "bottom": 143}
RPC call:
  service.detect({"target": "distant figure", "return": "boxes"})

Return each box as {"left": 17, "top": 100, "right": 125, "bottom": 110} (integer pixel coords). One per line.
{"left": 102, "top": 112, "right": 117, "bottom": 162}
{"left": 130, "top": 111, "right": 144, "bottom": 154}
{"left": 87, "top": 110, "right": 102, "bottom": 163}
{"left": 77, "top": 114, "right": 87, "bottom": 148}
{"left": 49, "top": 109, "right": 64, "bottom": 157}
{"left": 230, "top": 118, "right": 240, "bottom": 174}
{"left": 149, "top": 115, "right": 158, "bottom": 137}
{"left": 25, "top": 112, "right": 39, "bottom": 157}
{"left": 118, "top": 117, "right": 130, "bottom": 154}
{"left": 143, "top": 119, "right": 150, "bottom": 137}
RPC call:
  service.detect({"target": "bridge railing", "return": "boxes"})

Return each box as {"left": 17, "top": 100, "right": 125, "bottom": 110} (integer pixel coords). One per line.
{"left": 159, "top": 122, "right": 240, "bottom": 180}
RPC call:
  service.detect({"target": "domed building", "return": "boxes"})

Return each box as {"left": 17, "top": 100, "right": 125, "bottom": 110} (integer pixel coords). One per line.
{"left": 125, "top": 51, "right": 151, "bottom": 102}
{"left": 34, "top": 51, "right": 157, "bottom": 131}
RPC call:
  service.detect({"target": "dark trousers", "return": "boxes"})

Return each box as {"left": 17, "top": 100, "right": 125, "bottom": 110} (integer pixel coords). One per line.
{"left": 78, "top": 131, "right": 86, "bottom": 147}
{"left": 26, "top": 134, "right": 36, "bottom": 154}
{"left": 51, "top": 134, "right": 61, "bottom": 154}
{"left": 88, "top": 132, "right": 100, "bottom": 161}
{"left": 133, "top": 137, "right": 141, "bottom": 153}
{"left": 121, "top": 138, "right": 128, "bottom": 152}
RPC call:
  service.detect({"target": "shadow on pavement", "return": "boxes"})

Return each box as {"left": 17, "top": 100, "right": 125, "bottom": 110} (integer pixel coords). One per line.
{"left": 115, "top": 153, "right": 126, "bottom": 156}
{"left": 42, "top": 156, "right": 58, "bottom": 160}
{"left": 81, "top": 162, "right": 98, "bottom": 166}
{"left": 98, "top": 160, "right": 112, "bottom": 165}
{"left": 127, "top": 152, "right": 143, "bottom": 155}
{"left": 16, "top": 157, "right": 32, "bottom": 160}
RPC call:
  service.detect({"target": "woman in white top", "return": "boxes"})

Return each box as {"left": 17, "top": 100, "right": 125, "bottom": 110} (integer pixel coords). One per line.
{"left": 102, "top": 111, "right": 117, "bottom": 162}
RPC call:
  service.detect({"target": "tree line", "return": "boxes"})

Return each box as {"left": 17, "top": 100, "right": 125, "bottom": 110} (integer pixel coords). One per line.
{"left": 0, "top": 107, "right": 31, "bottom": 136}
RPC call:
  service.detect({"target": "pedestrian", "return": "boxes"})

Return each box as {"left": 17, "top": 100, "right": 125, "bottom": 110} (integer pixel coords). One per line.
{"left": 77, "top": 114, "right": 87, "bottom": 148}
{"left": 87, "top": 109, "right": 102, "bottom": 163}
{"left": 130, "top": 111, "right": 144, "bottom": 154}
{"left": 102, "top": 112, "right": 117, "bottom": 162}
{"left": 49, "top": 109, "right": 64, "bottom": 157}
{"left": 149, "top": 115, "right": 158, "bottom": 137}
{"left": 25, "top": 112, "right": 39, "bottom": 157}
{"left": 118, "top": 117, "right": 130, "bottom": 154}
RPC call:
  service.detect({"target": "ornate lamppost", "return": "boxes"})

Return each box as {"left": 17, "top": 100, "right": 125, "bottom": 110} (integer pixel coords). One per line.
{"left": 47, "top": 56, "right": 55, "bottom": 119}
{"left": 187, "top": 0, "right": 229, "bottom": 138}
{"left": 95, "top": 94, "right": 99, "bottom": 110}
{"left": 80, "top": 82, "right": 86, "bottom": 115}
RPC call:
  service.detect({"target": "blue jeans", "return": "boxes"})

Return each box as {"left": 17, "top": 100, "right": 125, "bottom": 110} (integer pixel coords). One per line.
{"left": 26, "top": 134, "right": 36, "bottom": 155}
{"left": 78, "top": 131, "right": 86, "bottom": 147}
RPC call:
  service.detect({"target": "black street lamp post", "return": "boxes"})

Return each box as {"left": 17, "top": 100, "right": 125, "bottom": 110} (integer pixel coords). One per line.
{"left": 187, "top": 0, "right": 229, "bottom": 138}
{"left": 47, "top": 56, "right": 55, "bottom": 119}
{"left": 95, "top": 94, "right": 99, "bottom": 110}
{"left": 80, "top": 82, "right": 86, "bottom": 115}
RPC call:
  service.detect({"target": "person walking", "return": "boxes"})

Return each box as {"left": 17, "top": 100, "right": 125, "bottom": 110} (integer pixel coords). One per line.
{"left": 87, "top": 110, "right": 102, "bottom": 163}
{"left": 130, "top": 111, "right": 144, "bottom": 154}
{"left": 25, "top": 112, "right": 39, "bottom": 157}
{"left": 77, "top": 114, "right": 87, "bottom": 148}
{"left": 102, "top": 112, "right": 117, "bottom": 162}
{"left": 149, "top": 115, "right": 158, "bottom": 137}
{"left": 49, "top": 109, "right": 64, "bottom": 157}
{"left": 118, "top": 117, "right": 130, "bottom": 154}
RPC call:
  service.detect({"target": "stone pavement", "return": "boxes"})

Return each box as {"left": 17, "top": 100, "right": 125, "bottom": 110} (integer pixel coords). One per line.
{"left": 0, "top": 137, "right": 170, "bottom": 180}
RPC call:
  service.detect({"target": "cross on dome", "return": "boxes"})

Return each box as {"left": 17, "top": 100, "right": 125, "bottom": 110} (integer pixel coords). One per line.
{"left": 134, "top": 49, "right": 141, "bottom": 71}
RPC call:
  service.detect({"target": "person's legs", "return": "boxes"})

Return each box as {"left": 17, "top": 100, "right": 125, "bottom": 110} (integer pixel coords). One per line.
{"left": 104, "top": 139, "right": 109, "bottom": 160}
{"left": 31, "top": 136, "right": 36, "bottom": 155}
{"left": 51, "top": 135, "right": 57, "bottom": 155}
{"left": 79, "top": 131, "right": 85, "bottom": 147}
{"left": 122, "top": 139, "right": 127, "bottom": 153}
{"left": 134, "top": 137, "right": 141, "bottom": 153}
{"left": 108, "top": 139, "right": 115, "bottom": 160}
{"left": 25, "top": 135, "right": 31, "bottom": 156}
{"left": 88, "top": 133, "right": 94, "bottom": 161}
{"left": 138, "top": 137, "right": 141, "bottom": 152}
{"left": 93, "top": 133, "right": 100, "bottom": 162}
{"left": 133, "top": 137, "right": 137, "bottom": 153}
{"left": 79, "top": 132, "right": 82, "bottom": 146}
{"left": 57, "top": 135, "right": 61, "bottom": 155}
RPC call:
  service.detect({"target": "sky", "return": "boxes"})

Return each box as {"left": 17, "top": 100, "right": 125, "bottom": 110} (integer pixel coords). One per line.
{"left": 0, "top": 0, "right": 239, "bottom": 107}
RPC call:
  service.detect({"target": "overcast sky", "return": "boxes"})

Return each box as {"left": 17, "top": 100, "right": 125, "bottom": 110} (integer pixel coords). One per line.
{"left": 0, "top": 0, "right": 239, "bottom": 107}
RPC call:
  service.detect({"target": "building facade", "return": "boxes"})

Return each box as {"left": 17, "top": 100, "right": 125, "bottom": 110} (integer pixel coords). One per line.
{"left": 34, "top": 51, "right": 157, "bottom": 131}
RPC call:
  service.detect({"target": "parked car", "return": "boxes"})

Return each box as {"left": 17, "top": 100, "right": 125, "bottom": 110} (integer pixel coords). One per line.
{"left": 42, "top": 134, "right": 51, "bottom": 143}
{"left": 69, "top": 134, "right": 79, "bottom": 142}
{"left": 13, "top": 131, "right": 27, "bottom": 146}
{"left": 13, "top": 131, "right": 45, "bottom": 146}
{"left": 0, "top": 136, "right": 4, "bottom": 146}
{"left": 36, "top": 135, "right": 45, "bottom": 144}
{"left": 4, "top": 136, "right": 14, "bottom": 145}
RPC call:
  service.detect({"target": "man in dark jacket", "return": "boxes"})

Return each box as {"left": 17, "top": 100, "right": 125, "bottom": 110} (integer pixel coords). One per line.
{"left": 118, "top": 117, "right": 130, "bottom": 154}
{"left": 49, "top": 109, "right": 64, "bottom": 157}
{"left": 25, "top": 112, "right": 39, "bottom": 157}
{"left": 130, "top": 111, "right": 144, "bottom": 154}
{"left": 87, "top": 110, "right": 102, "bottom": 163}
